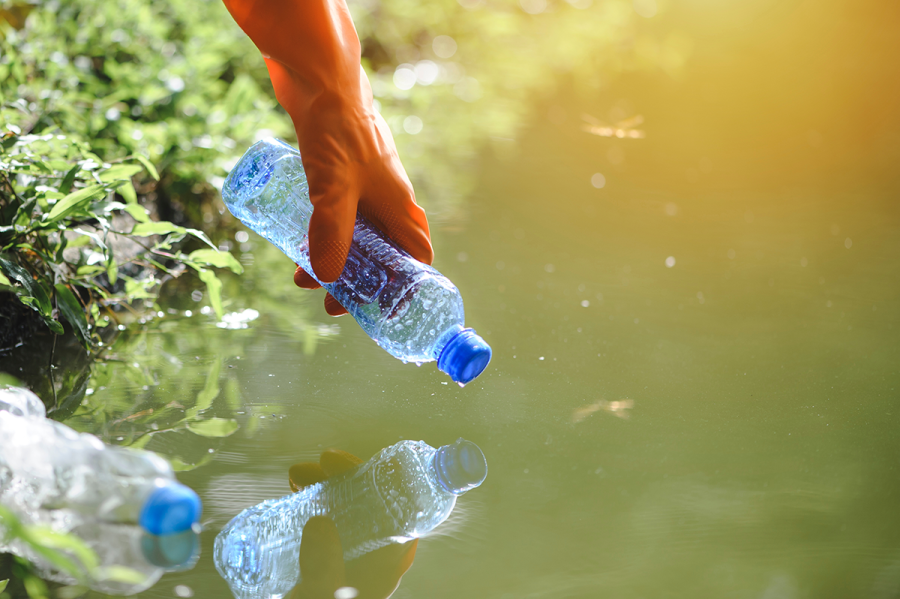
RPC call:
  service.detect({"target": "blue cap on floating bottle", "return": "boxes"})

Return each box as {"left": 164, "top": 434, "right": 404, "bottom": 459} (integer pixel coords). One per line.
{"left": 437, "top": 328, "right": 492, "bottom": 385}
{"left": 433, "top": 438, "right": 488, "bottom": 495}
{"left": 139, "top": 480, "right": 202, "bottom": 536}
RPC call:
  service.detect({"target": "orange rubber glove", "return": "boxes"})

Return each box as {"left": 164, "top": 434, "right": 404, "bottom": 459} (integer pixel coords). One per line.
{"left": 288, "top": 449, "right": 419, "bottom": 599}
{"left": 221, "top": 0, "right": 433, "bottom": 317}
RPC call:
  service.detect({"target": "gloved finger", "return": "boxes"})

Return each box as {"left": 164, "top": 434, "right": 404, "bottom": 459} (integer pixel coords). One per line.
{"left": 323, "top": 294, "right": 348, "bottom": 317}
{"left": 320, "top": 449, "right": 363, "bottom": 478}
{"left": 294, "top": 266, "right": 321, "bottom": 290}
{"left": 362, "top": 113, "right": 433, "bottom": 265}
{"left": 306, "top": 169, "right": 357, "bottom": 283}
{"left": 345, "top": 539, "right": 419, "bottom": 599}
{"left": 294, "top": 516, "right": 346, "bottom": 599}
{"left": 362, "top": 196, "right": 433, "bottom": 266}
{"left": 289, "top": 462, "right": 328, "bottom": 492}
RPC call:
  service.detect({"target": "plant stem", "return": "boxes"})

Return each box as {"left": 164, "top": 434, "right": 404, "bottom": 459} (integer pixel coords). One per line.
{"left": 48, "top": 292, "right": 59, "bottom": 410}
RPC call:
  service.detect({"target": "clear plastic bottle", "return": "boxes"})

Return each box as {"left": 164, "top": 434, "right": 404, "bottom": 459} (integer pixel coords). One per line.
{"left": 2, "top": 522, "right": 199, "bottom": 596}
{"left": 214, "top": 438, "right": 488, "bottom": 599}
{"left": 0, "top": 387, "right": 202, "bottom": 537}
{"left": 221, "top": 138, "right": 492, "bottom": 385}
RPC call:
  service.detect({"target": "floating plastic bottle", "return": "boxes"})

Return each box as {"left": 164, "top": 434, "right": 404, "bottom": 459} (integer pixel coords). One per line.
{"left": 0, "top": 387, "right": 202, "bottom": 537}
{"left": 1, "top": 521, "right": 199, "bottom": 595}
{"left": 222, "top": 138, "right": 492, "bottom": 385}
{"left": 214, "top": 438, "right": 488, "bottom": 599}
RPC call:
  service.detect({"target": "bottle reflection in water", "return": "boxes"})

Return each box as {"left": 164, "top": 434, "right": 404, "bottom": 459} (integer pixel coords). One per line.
{"left": 4, "top": 524, "right": 199, "bottom": 595}
{"left": 0, "top": 387, "right": 201, "bottom": 536}
{"left": 221, "top": 138, "right": 492, "bottom": 385}
{"left": 214, "top": 439, "right": 487, "bottom": 599}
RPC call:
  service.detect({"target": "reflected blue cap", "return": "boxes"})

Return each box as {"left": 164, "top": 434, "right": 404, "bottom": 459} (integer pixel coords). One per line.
{"left": 433, "top": 438, "right": 488, "bottom": 495}
{"left": 437, "top": 328, "right": 492, "bottom": 385}
{"left": 140, "top": 530, "right": 200, "bottom": 570}
{"left": 139, "top": 481, "right": 202, "bottom": 536}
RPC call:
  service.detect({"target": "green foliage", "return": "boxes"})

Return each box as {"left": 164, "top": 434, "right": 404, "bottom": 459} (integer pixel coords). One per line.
{"left": 0, "top": 506, "right": 143, "bottom": 591}
{"left": 0, "top": 0, "right": 290, "bottom": 194}
{"left": 0, "top": 124, "right": 244, "bottom": 345}
{"left": 0, "top": 0, "right": 297, "bottom": 346}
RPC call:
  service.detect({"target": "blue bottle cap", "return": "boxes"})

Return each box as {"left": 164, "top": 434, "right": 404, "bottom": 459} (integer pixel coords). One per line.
{"left": 437, "top": 328, "right": 492, "bottom": 385}
{"left": 433, "top": 438, "right": 488, "bottom": 495}
{"left": 140, "top": 530, "right": 200, "bottom": 570}
{"left": 139, "top": 481, "right": 202, "bottom": 536}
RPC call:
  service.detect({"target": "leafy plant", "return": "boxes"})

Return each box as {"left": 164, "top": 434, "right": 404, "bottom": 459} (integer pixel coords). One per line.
{"left": 0, "top": 117, "right": 243, "bottom": 348}
{"left": 0, "top": 506, "right": 143, "bottom": 593}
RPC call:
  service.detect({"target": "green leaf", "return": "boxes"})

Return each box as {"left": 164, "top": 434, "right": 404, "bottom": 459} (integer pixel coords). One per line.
{"left": 187, "top": 359, "right": 221, "bottom": 420}
{"left": 123, "top": 203, "right": 149, "bottom": 223}
{"left": 75, "top": 265, "right": 105, "bottom": 277}
{"left": 24, "top": 526, "right": 100, "bottom": 571}
{"left": 55, "top": 284, "right": 90, "bottom": 348}
{"left": 118, "top": 180, "right": 137, "bottom": 204}
{"left": 98, "top": 164, "right": 142, "bottom": 182}
{"left": 123, "top": 276, "right": 157, "bottom": 300}
{"left": 44, "top": 185, "right": 104, "bottom": 224}
{"left": 170, "top": 453, "right": 215, "bottom": 472}
{"left": 92, "top": 566, "right": 147, "bottom": 585}
{"left": 198, "top": 268, "right": 223, "bottom": 319}
{"left": 188, "top": 248, "right": 243, "bottom": 274}
{"left": 107, "top": 257, "right": 118, "bottom": 285}
{"left": 0, "top": 579, "right": 7, "bottom": 593}
{"left": 186, "top": 417, "right": 238, "bottom": 438}
{"left": 44, "top": 317, "right": 64, "bottom": 335}
{"left": 0, "top": 256, "right": 51, "bottom": 316}
{"left": 185, "top": 228, "right": 217, "bottom": 250}
{"left": 130, "top": 221, "right": 186, "bottom": 237}
{"left": 0, "top": 271, "right": 9, "bottom": 286}
{"left": 54, "top": 233, "right": 69, "bottom": 263}
{"left": 133, "top": 155, "right": 159, "bottom": 181}
{"left": 72, "top": 228, "right": 107, "bottom": 251}
{"left": 0, "top": 373, "right": 24, "bottom": 388}
{"left": 59, "top": 164, "right": 80, "bottom": 194}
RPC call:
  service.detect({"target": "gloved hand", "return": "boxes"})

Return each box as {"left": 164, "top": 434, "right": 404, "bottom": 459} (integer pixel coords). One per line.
{"left": 222, "top": 0, "right": 434, "bottom": 317}
{"left": 288, "top": 449, "right": 419, "bottom": 599}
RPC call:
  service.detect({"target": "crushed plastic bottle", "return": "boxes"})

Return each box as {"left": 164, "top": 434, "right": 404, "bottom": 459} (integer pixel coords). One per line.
{"left": 0, "top": 387, "right": 202, "bottom": 537}
{"left": 222, "top": 138, "right": 492, "bottom": 385}
{"left": 214, "top": 438, "right": 487, "bottom": 599}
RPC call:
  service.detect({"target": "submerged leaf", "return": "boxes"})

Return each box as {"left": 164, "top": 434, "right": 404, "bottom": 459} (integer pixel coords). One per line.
{"left": 187, "top": 359, "right": 221, "bottom": 420}
{"left": 186, "top": 417, "right": 238, "bottom": 438}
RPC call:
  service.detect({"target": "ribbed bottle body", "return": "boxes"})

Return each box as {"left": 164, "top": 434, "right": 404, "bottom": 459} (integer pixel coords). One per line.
{"left": 214, "top": 441, "right": 456, "bottom": 599}
{"left": 0, "top": 411, "right": 173, "bottom": 529}
{"left": 221, "top": 138, "right": 466, "bottom": 363}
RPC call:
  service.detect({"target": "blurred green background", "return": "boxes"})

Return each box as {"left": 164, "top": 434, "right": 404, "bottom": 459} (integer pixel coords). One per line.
{"left": 3, "top": 0, "right": 900, "bottom": 597}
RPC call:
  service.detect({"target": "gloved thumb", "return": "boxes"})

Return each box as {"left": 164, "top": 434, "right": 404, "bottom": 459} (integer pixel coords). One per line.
{"left": 307, "top": 184, "right": 357, "bottom": 283}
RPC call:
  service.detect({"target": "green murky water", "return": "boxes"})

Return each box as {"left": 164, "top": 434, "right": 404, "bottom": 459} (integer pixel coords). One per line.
{"left": 8, "top": 0, "right": 900, "bottom": 596}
